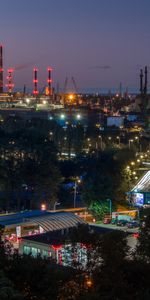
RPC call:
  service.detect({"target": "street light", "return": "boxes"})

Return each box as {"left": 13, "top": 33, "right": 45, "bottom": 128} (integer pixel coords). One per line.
{"left": 116, "top": 136, "right": 120, "bottom": 147}
{"left": 128, "top": 139, "right": 133, "bottom": 149}
{"left": 53, "top": 201, "right": 61, "bottom": 211}
{"left": 98, "top": 135, "right": 103, "bottom": 150}
{"left": 107, "top": 199, "right": 112, "bottom": 219}
{"left": 73, "top": 178, "right": 81, "bottom": 208}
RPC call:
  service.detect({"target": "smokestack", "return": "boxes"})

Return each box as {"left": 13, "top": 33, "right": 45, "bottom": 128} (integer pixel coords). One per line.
{"left": 47, "top": 67, "right": 52, "bottom": 96}
{"left": 33, "top": 68, "right": 39, "bottom": 96}
{"left": 6, "top": 69, "right": 14, "bottom": 94}
{"left": 144, "top": 66, "right": 148, "bottom": 95}
{"left": 140, "top": 69, "right": 143, "bottom": 95}
{"left": 0, "top": 45, "right": 3, "bottom": 93}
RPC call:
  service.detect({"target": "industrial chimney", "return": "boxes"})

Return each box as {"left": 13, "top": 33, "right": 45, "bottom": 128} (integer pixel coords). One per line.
{"left": 47, "top": 67, "right": 52, "bottom": 96}
{"left": 0, "top": 45, "right": 3, "bottom": 93}
{"left": 140, "top": 69, "right": 143, "bottom": 96}
{"left": 33, "top": 68, "right": 39, "bottom": 96}
{"left": 6, "top": 69, "right": 14, "bottom": 94}
{"left": 144, "top": 66, "right": 148, "bottom": 95}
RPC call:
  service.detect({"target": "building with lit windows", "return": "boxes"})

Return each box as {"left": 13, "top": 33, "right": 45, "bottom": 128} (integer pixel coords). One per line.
{"left": 128, "top": 170, "right": 150, "bottom": 206}
{"left": 19, "top": 230, "right": 88, "bottom": 268}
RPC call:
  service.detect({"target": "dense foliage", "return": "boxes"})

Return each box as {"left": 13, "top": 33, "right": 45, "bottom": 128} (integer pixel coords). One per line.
{"left": 0, "top": 118, "right": 63, "bottom": 210}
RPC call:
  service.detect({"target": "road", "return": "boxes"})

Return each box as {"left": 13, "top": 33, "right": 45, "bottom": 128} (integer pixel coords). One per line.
{"left": 89, "top": 222, "right": 139, "bottom": 233}
{"left": 89, "top": 223, "right": 138, "bottom": 251}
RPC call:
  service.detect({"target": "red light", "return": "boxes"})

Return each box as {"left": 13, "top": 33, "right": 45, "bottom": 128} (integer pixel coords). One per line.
{"left": 47, "top": 67, "right": 52, "bottom": 71}
{"left": 47, "top": 79, "right": 52, "bottom": 83}
{"left": 133, "top": 233, "right": 139, "bottom": 238}
{"left": 0, "top": 68, "right": 3, "bottom": 72}
{"left": 8, "top": 68, "right": 14, "bottom": 73}
{"left": 33, "top": 68, "right": 38, "bottom": 71}
{"left": 33, "top": 79, "right": 38, "bottom": 83}
{"left": 51, "top": 244, "right": 62, "bottom": 250}
{"left": 33, "top": 90, "right": 39, "bottom": 95}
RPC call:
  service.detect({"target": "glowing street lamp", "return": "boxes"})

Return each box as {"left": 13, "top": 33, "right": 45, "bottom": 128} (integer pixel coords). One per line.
{"left": 107, "top": 199, "right": 112, "bottom": 219}
{"left": 116, "top": 136, "right": 120, "bottom": 146}
{"left": 73, "top": 178, "right": 81, "bottom": 208}
{"left": 76, "top": 114, "right": 81, "bottom": 120}
{"left": 128, "top": 139, "right": 133, "bottom": 149}
{"left": 98, "top": 135, "right": 103, "bottom": 150}
{"left": 41, "top": 203, "right": 46, "bottom": 211}
{"left": 60, "top": 114, "right": 65, "bottom": 119}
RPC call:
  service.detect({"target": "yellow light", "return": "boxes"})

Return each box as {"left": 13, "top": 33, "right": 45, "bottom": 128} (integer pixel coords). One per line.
{"left": 69, "top": 94, "right": 74, "bottom": 100}
{"left": 86, "top": 279, "right": 93, "bottom": 288}
{"left": 41, "top": 203, "right": 46, "bottom": 211}
{"left": 131, "top": 162, "right": 135, "bottom": 165}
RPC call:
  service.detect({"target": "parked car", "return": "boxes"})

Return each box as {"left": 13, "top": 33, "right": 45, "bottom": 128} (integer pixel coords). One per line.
{"left": 127, "top": 220, "right": 140, "bottom": 228}
{"left": 116, "top": 220, "right": 128, "bottom": 227}
{"left": 103, "top": 217, "right": 111, "bottom": 224}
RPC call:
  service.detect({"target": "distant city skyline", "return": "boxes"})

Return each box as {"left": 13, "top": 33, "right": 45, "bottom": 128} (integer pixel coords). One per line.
{"left": 1, "top": 0, "right": 150, "bottom": 91}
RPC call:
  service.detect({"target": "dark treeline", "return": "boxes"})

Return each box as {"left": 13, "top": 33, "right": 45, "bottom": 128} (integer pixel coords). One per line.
{"left": 0, "top": 116, "right": 139, "bottom": 212}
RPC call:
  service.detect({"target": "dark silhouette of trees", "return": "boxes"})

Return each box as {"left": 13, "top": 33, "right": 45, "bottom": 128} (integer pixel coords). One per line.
{"left": 0, "top": 120, "right": 62, "bottom": 211}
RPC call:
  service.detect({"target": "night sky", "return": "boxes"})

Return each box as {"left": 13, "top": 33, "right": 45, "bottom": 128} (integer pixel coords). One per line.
{"left": 1, "top": 0, "right": 150, "bottom": 92}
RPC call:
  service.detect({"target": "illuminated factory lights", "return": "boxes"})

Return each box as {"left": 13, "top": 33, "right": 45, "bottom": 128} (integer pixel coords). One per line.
{"left": 6, "top": 68, "right": 14, "bottom": 93}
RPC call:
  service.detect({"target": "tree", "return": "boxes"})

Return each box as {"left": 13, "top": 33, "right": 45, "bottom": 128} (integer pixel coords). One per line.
{"left": 0, "top": 124, "right": 62, "bottom": 210}
{"left": 135, "top": 214, "right": 150, "bottom": 263}
{"left": 83, "top": 149, "right": 136, "bottom": 209}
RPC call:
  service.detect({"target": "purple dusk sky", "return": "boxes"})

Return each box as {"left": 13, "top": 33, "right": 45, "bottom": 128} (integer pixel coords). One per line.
{"left": 1, "top": 0, "right": 150, "bottom": 92}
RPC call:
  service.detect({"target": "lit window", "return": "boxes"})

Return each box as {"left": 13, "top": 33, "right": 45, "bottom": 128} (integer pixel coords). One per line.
{"left": 31, "top": 247, "right": 40, "bottom": 257}
{"left": 42, "top": 250, "right": 48, "bottom": 257}
{"left": 23, "top": 246, "right": 31, "bottom": 255}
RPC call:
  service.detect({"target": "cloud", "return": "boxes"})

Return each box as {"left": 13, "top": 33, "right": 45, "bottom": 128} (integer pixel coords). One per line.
{"left": 14, "top": 61, "right": 35, "bottom": 71}
{"left": 89, "top": 65, "right": 111, "bottom": 70}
